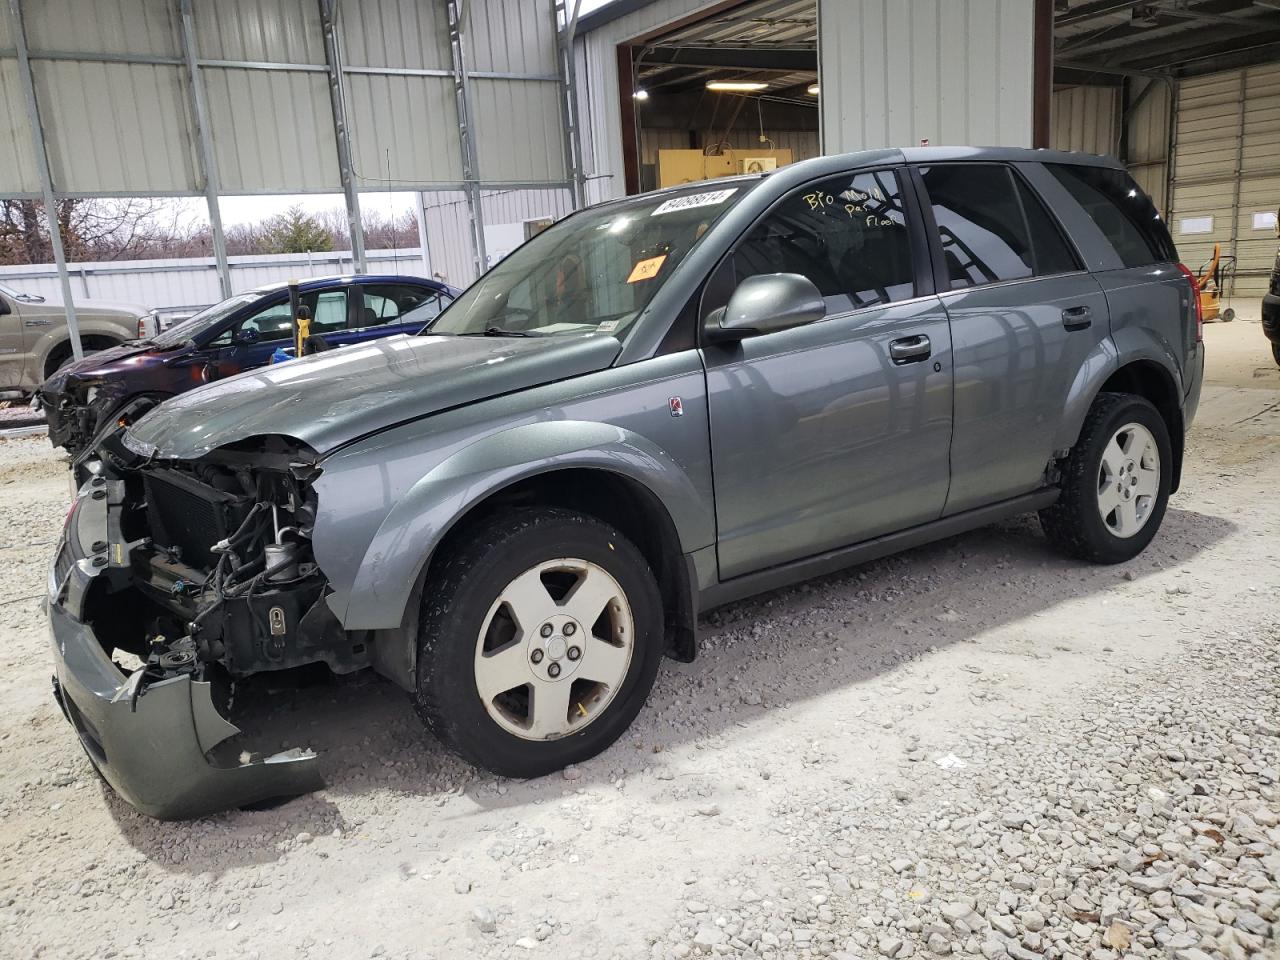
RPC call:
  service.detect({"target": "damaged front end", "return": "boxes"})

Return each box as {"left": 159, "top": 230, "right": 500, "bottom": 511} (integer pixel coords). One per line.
{"left": 37, "top": 378, "right": 103, "bottom": 455}
{"left": 47, "top": 434, "right": 357, "bottom": 819}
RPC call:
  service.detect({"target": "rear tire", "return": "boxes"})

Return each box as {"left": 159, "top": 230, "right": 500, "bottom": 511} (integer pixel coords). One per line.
{"left": 1039, "top": 392, "right": 1172, "bottom": 564}
{"left": 414, "top": 507, "right": 664, "bottom": 778}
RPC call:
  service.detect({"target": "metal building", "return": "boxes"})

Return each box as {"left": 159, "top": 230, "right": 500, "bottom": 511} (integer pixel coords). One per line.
{"left": 1050, "top": 1, "right": 1280, "bottom": 303}
{"left": 3, "top": 0, "right": 1279, "bottom": 345}
{"left": 0, "top": 0, "right": 584, "bottom": 357}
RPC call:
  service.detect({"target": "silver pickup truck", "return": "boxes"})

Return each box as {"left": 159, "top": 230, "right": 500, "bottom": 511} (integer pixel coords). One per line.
{"left": 48, "top": 147, "right": 1203, "bottom": 819}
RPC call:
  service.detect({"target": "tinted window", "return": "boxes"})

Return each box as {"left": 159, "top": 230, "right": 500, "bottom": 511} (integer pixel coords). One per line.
{"left": 357, "top": 283, "right": 447, "bottom": 328}
{"left": 402, "top": 291, "right": 452, "bottom": 326}
{"left": 735, "top": 169, "right": 916, "bottom": 312}
{"left": 211, "top": 288, "right": 349, "bottom": 346}
{"left": 921, "top": 164, "right": 1079, "bottom": 289}
{"left": 1046, "top": 163, "right": 1177, "bottom": 267}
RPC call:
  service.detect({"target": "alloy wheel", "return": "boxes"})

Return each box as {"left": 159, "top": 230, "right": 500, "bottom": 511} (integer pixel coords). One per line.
{"left": 473, "top": 558, "right": 633, "bottom": 741}
{"left": 1096, "top": 421, "right": 1160, "bottom": 538}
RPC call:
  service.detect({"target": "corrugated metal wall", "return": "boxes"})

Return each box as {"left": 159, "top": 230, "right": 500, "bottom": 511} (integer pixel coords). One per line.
{"left": 818, "top": 0, "right": 1035, "bottom": 153}
{"left": 0, "top": 0, "right": 570, "bottom": 197}
{"left": 421, "top": 187, "right": 575, "bottom": 287}
{"left": 0, "top": 60, "right": 40, "bottom": 195}
{"left": 1170, "top": 63, "right": 1280, "bottom": 301}
{"left": 1051, "top": 86, "right": 1118, "bottom": 157}
{"left": 1123, "top": 78, "right": 1172, "bottom": 217}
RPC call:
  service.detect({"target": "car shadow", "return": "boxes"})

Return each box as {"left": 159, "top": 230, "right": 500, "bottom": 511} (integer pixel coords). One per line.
{"left": 105, "top": 504, "right": 1233, "bottom": 871}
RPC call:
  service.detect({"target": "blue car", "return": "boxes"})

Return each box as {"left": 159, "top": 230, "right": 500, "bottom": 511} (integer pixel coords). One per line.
{"left": 40, "top": 274, "right": 460, "bottom": 455}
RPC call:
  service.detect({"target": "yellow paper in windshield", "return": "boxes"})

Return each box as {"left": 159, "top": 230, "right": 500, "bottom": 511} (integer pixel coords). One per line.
{"left": 627, "top": 254, "right": 667, "bottom": 283}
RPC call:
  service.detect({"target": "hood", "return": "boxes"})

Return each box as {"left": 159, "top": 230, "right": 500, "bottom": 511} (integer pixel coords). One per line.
{"left": 23, "top": 297, "right": 148, "bottom": 318}
{"left": 124, "top": 333, "right": 623, "bottom": 460}
{"left": 39, "top": 340, "right": 161, "bottom": 395}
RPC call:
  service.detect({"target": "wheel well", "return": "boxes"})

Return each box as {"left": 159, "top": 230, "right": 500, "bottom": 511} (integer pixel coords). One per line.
{"left": 43, "top": 335, "right": 123, "bottom": 379}
{"left": 1098, "top": 361, "right": 1184, "bottom": 492}
{"left": 424, "top": 468, "right": 697, "bottom": 662}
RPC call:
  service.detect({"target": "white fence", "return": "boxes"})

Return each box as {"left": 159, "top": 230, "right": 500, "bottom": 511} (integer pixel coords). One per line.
{"left": 0, "top": 248, "right": 433, "bottom": 315}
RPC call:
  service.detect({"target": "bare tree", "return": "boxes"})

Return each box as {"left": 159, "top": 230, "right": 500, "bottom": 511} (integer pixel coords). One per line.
{"left": 0, "top": 198, "right": 213, "bottom": 266}
{"left": 0, "top": 197, "right": 422, "bottom": 266}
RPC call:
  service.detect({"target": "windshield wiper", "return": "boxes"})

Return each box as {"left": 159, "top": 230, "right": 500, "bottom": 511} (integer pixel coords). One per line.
{"left": 458, "top": 325, "right": 537, "bottom": 337}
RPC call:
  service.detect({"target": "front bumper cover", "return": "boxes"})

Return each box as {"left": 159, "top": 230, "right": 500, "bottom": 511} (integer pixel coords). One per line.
{"left": 47, "top": 481, "right": 323, "bottom": 820}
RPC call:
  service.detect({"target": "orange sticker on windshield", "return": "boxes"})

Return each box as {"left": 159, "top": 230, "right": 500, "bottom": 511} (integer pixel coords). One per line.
{"left": 627, "top": 254, "right": 667, "bottom": 283}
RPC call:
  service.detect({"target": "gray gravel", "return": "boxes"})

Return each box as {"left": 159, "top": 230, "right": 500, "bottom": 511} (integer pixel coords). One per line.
{"left": 652, "top": 622, "right": 1278, "bottom": 960}
{"left": 0, "top": 326, "right": 1277, "bottom": 960}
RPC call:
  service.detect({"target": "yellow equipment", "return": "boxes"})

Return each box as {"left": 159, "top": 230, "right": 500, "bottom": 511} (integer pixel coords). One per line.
{"left": 295, "top": 309, "right": 312, "bottom": 357}
{"left": 1194, "top": 243, "right": 1235, "bottom": 322}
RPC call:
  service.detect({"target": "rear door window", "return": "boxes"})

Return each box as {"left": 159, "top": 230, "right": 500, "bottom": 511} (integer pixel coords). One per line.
{"left": 734, "top": 169, "right": 917, "bottom": 313}
{"left": 355, "top": 283, "right": 448, "bottom": 328}
{"left": 1045, "top": 163, "right": 1177, "bottom": 267}
{"left": 919, "top": 164, "right": 1080, "bottom": 289}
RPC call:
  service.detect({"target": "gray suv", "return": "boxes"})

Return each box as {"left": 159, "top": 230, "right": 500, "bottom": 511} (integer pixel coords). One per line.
{"left": 48, "top": 148, "right": 1203, "bottom": 818}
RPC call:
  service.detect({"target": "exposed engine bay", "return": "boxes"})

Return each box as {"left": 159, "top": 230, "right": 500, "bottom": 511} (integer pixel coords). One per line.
{"left": 86, "top": 433, "right": 365, "bottom": 690}
{"left": 46, "top": 430, "right": 363, "bottom": 817}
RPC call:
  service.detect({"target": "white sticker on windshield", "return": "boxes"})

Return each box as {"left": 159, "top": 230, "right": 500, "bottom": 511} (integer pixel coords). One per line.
{"left": 651, "top": 188, "right": 738, "bottom": 216}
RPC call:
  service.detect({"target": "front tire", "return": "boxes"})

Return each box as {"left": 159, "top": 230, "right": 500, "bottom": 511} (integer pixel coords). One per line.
{"left": 1039, "top": 393, "right": 1172, "bottom": 564}
{"left": 414, "top": 507, "right": 663, "bottom": 778}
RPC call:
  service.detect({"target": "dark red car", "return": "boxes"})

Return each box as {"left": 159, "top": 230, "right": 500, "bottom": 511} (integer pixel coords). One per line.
{"left": 38, "top": 274, "right": 458, "bottom": 456}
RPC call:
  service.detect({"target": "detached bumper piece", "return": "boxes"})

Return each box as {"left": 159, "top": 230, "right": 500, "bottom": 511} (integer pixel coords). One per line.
{"left": 50, "top": 606, "right": 321, "bottom": 820}
{"left": 47, "top": 482, "right": 323, "bottom": 820}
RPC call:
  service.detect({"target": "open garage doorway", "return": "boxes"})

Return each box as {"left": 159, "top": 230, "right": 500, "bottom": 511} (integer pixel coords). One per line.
{"left": 614, "top": 0, "right": 819, "bottom": 195}
{"left": 1051, "top": 0, "right": 1280, "bottom": 317}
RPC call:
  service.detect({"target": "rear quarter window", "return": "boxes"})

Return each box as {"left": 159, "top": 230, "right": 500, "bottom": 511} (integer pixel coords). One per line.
{"left": 1046, "top": 164, "right": 1177, "bottom": 268}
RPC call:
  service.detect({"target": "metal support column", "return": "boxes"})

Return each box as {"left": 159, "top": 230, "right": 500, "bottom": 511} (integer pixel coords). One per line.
{"left": 414, "top": 192, "right": 434, "bottom": 280}
{"left": 555, "top": 0, "right": 586, "bottom": 210}
{"left": 318, "top": 0, "right": 367, "bottom": 274}
{"left": 1227, "top": 70, "right": 1247, "bottom": 295}
{"left": 179, "top": 0, "right": 232, "bottom": 300}
{"left": 7, "top": 0, "right": 82, "bottom": 362}
{"left": 446, "top": 0, "right": 487, "bottom": 278}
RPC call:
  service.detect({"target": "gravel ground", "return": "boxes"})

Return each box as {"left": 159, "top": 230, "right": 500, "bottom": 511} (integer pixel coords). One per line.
{"left": 0, "top": 321, "right": 1277, "bottom": 960}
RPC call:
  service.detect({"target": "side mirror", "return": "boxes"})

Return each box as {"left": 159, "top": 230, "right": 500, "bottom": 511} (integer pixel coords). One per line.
{"left": 705, "top": 273, "right": 826, "bottom": 343}
{"left": 232, "top": 326, "right": 261, "bottom": 346}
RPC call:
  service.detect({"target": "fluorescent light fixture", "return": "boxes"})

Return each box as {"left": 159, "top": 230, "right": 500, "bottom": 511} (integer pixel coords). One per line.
{"left": 706, "top": 80, "right": 768, "bottom": 92}
{"left": 806, "top": 83, "right": 820, "bottom": 96}
{"left": 633, "top": 88, "right": 649, "bottom": 101}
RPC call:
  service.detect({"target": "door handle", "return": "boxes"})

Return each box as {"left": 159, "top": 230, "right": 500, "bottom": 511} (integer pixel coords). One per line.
{"left": 1061, "top": 305, "right": 1093, "bottom": 330}
{"left": 23, "top": 318, "right": 54, "bottom": 327}
{"left": 889, "top": 334, "right": 932, "bottom": 364}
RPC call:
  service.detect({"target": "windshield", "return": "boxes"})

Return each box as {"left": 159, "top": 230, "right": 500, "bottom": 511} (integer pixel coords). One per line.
{"left": 429, "top": 184, "right": 750, "bottom": 339}
{"left": 152, "top": 291, "right": 262, "bottom": 347}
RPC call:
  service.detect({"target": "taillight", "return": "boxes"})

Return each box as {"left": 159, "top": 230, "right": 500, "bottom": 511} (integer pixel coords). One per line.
{"left": 1176, "top": 262, "right": 1203, "bottom": 344}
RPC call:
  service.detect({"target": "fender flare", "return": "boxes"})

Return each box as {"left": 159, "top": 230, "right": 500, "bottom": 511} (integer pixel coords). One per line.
{"left": 1049, "top": 330, "right": 1183, "bottom": 458}
{"left": 37, "top": 326, "right": 128, "bottom": 377}
{"left": 324, "top": 419, "right": 711, "bottom": 632}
